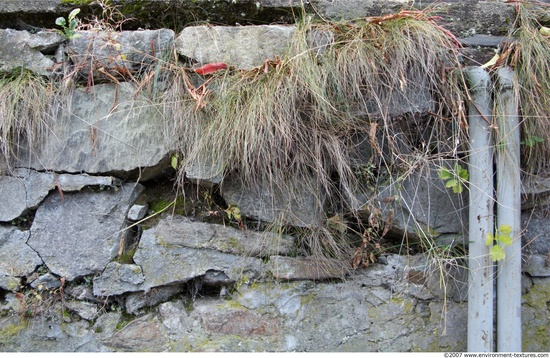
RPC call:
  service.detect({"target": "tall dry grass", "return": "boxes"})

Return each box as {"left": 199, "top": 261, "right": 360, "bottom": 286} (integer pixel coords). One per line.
{"left": 164, "top": 10, "right": 467, "bottom": 271}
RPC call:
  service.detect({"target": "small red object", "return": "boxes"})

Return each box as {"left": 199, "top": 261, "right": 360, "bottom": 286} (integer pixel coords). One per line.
{"left": 194, "top": 62, "right": 228, "bottom": 75}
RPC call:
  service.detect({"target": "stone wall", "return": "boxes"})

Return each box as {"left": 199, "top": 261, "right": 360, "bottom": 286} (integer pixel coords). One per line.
{"left": 0, "top": 0, "right": 549, "bottom": 352}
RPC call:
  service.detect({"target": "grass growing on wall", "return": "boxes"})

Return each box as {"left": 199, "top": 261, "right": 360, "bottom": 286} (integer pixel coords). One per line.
{"left": 166, "top": 10, "right": 467, "bottom": 271}
{"left": 500, "top": 1, "right": 550, "bottom": 174}
{"left": 0, "top": 69, "right": 58, "bottom": 165}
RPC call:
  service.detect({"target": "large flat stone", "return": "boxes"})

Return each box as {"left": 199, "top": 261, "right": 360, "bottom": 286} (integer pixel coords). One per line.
{"left": 176, "top": 25, "right": 295, "bottom": 70}
{"left": 0, "top": 169, "right": 54, "bottom": 222}
{"left": 221, "top": 175, "right": 325, "bottom": 228}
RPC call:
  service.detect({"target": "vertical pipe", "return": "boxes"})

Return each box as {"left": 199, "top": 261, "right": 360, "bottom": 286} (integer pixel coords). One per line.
{"left": 464, "top": 67, "right": 494, "bottom": 352}
{"left": 495, "top": 67, "right": 522, "bottom": 352}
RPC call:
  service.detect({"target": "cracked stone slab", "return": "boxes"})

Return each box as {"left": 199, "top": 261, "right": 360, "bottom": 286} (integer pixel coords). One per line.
{"left": 0, "top": 169, "right": 123, "bottom": 222}
{"left": 0, "top": 170, "right": 53, "bottom": 222}
{"left": 93, "top": 262, "right": 146, "bottom": 297}
{"left": 150, "top": 215, "right": 295, "bottom": 257}
{"left": 28, "top": 182, "right": 144, "bottom": 281}
{"left": 133, "top": 220, "right": 266, "bottom": 291}
{"left": 0, "top": 226, "right": 43, "bottom": 291}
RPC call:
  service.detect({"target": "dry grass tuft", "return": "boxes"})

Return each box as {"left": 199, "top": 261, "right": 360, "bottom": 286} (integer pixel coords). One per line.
{"left": 0, "top": 69, "right": 58, "bottom": 166}
{"left": 500, "top": 1, "right": 550, "bottom": 174}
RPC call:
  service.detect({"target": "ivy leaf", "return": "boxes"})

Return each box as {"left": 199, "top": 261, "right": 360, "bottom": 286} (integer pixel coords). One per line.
{"left": 225, "top": 205, "right": 241, "bottom": 221}
{"left": 498, "top": 233, "right": 513, "bottom": 247}
{"left": 445, "top": 179, "right": 458, "bottom": 189}
{"left": 438, "top": 169, "right": 452, "bottom": 180}
{"left": 499, "top": 224, "right": 512, "bottom": 235}
{"left": 489, "top": 245, "right": 506, "bottom": 261}
{"left": 458, "top": 167, "right": 469, "bottom": 181}
{"left": 68, "top": 8, "right": 81, "bottom": 22}
{"left": 452, "top": 183, "right": 463, "bottom": 194}
{"left": 171, "top": 155, "right": 178, "bottom": 170}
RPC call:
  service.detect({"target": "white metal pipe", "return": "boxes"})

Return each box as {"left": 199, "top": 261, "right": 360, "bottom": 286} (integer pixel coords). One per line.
{"left": 464, "top": 67, "right": 494, "bottom": 352}
{"left": 495, "top": 67, "right": 522, "bottom": 352}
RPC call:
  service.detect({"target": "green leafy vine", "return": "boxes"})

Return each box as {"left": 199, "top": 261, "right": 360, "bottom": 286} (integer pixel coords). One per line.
{"left": 486, "top": 224, "right": 513, "bottom": 262}
{"left": 438, "top": 164, "right": 469, "bottom": 194}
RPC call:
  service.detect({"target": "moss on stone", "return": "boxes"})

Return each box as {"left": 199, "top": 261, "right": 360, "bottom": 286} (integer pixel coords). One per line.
{"left": 0, "top": 320, "right": 28, "bottom": 345}
{"left": 117, "top": 246, "right": 138, "bottom": 264}
{"left": 115, "top": 311, "right": 136, "bottom": 331}
{"left": 522, "top": 278, "right": 550, "bottom": 351}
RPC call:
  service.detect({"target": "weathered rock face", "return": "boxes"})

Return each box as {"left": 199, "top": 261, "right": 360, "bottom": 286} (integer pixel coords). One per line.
{"left": 351, "top": 161, "right": 468, "bottom": 246}
{"left": 0, "top": 253, "right": 474, "bottom": 352}
{"left": 0, "top": 29, "right": 64, "bottom": 75}
{"left": 16, "top": 82, "right": 173, "bottom": 180}
{"left": 1, "top": 1, "right": 550, "bottom": 353}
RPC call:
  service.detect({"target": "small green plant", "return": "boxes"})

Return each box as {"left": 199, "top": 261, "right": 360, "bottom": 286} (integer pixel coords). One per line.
{"left": 438, "top": 164, "right": 469, "bottom": 194}
{"left": 224, "top": 204, "right": 242, "bottom": 221}
{"left": 521, "top": 135, "right": 544, "bottom": 148}
{"left": 224, "top": 204, "right": 245, "bottom": 229}
{"left": 171, "top": 154, "right": 179, "bottom": 170}
{"left": 486, "top": 224, "right": 513, "bottom": 262}
{"left": 55, "top": 8, "right": 81, "bottom": 40}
